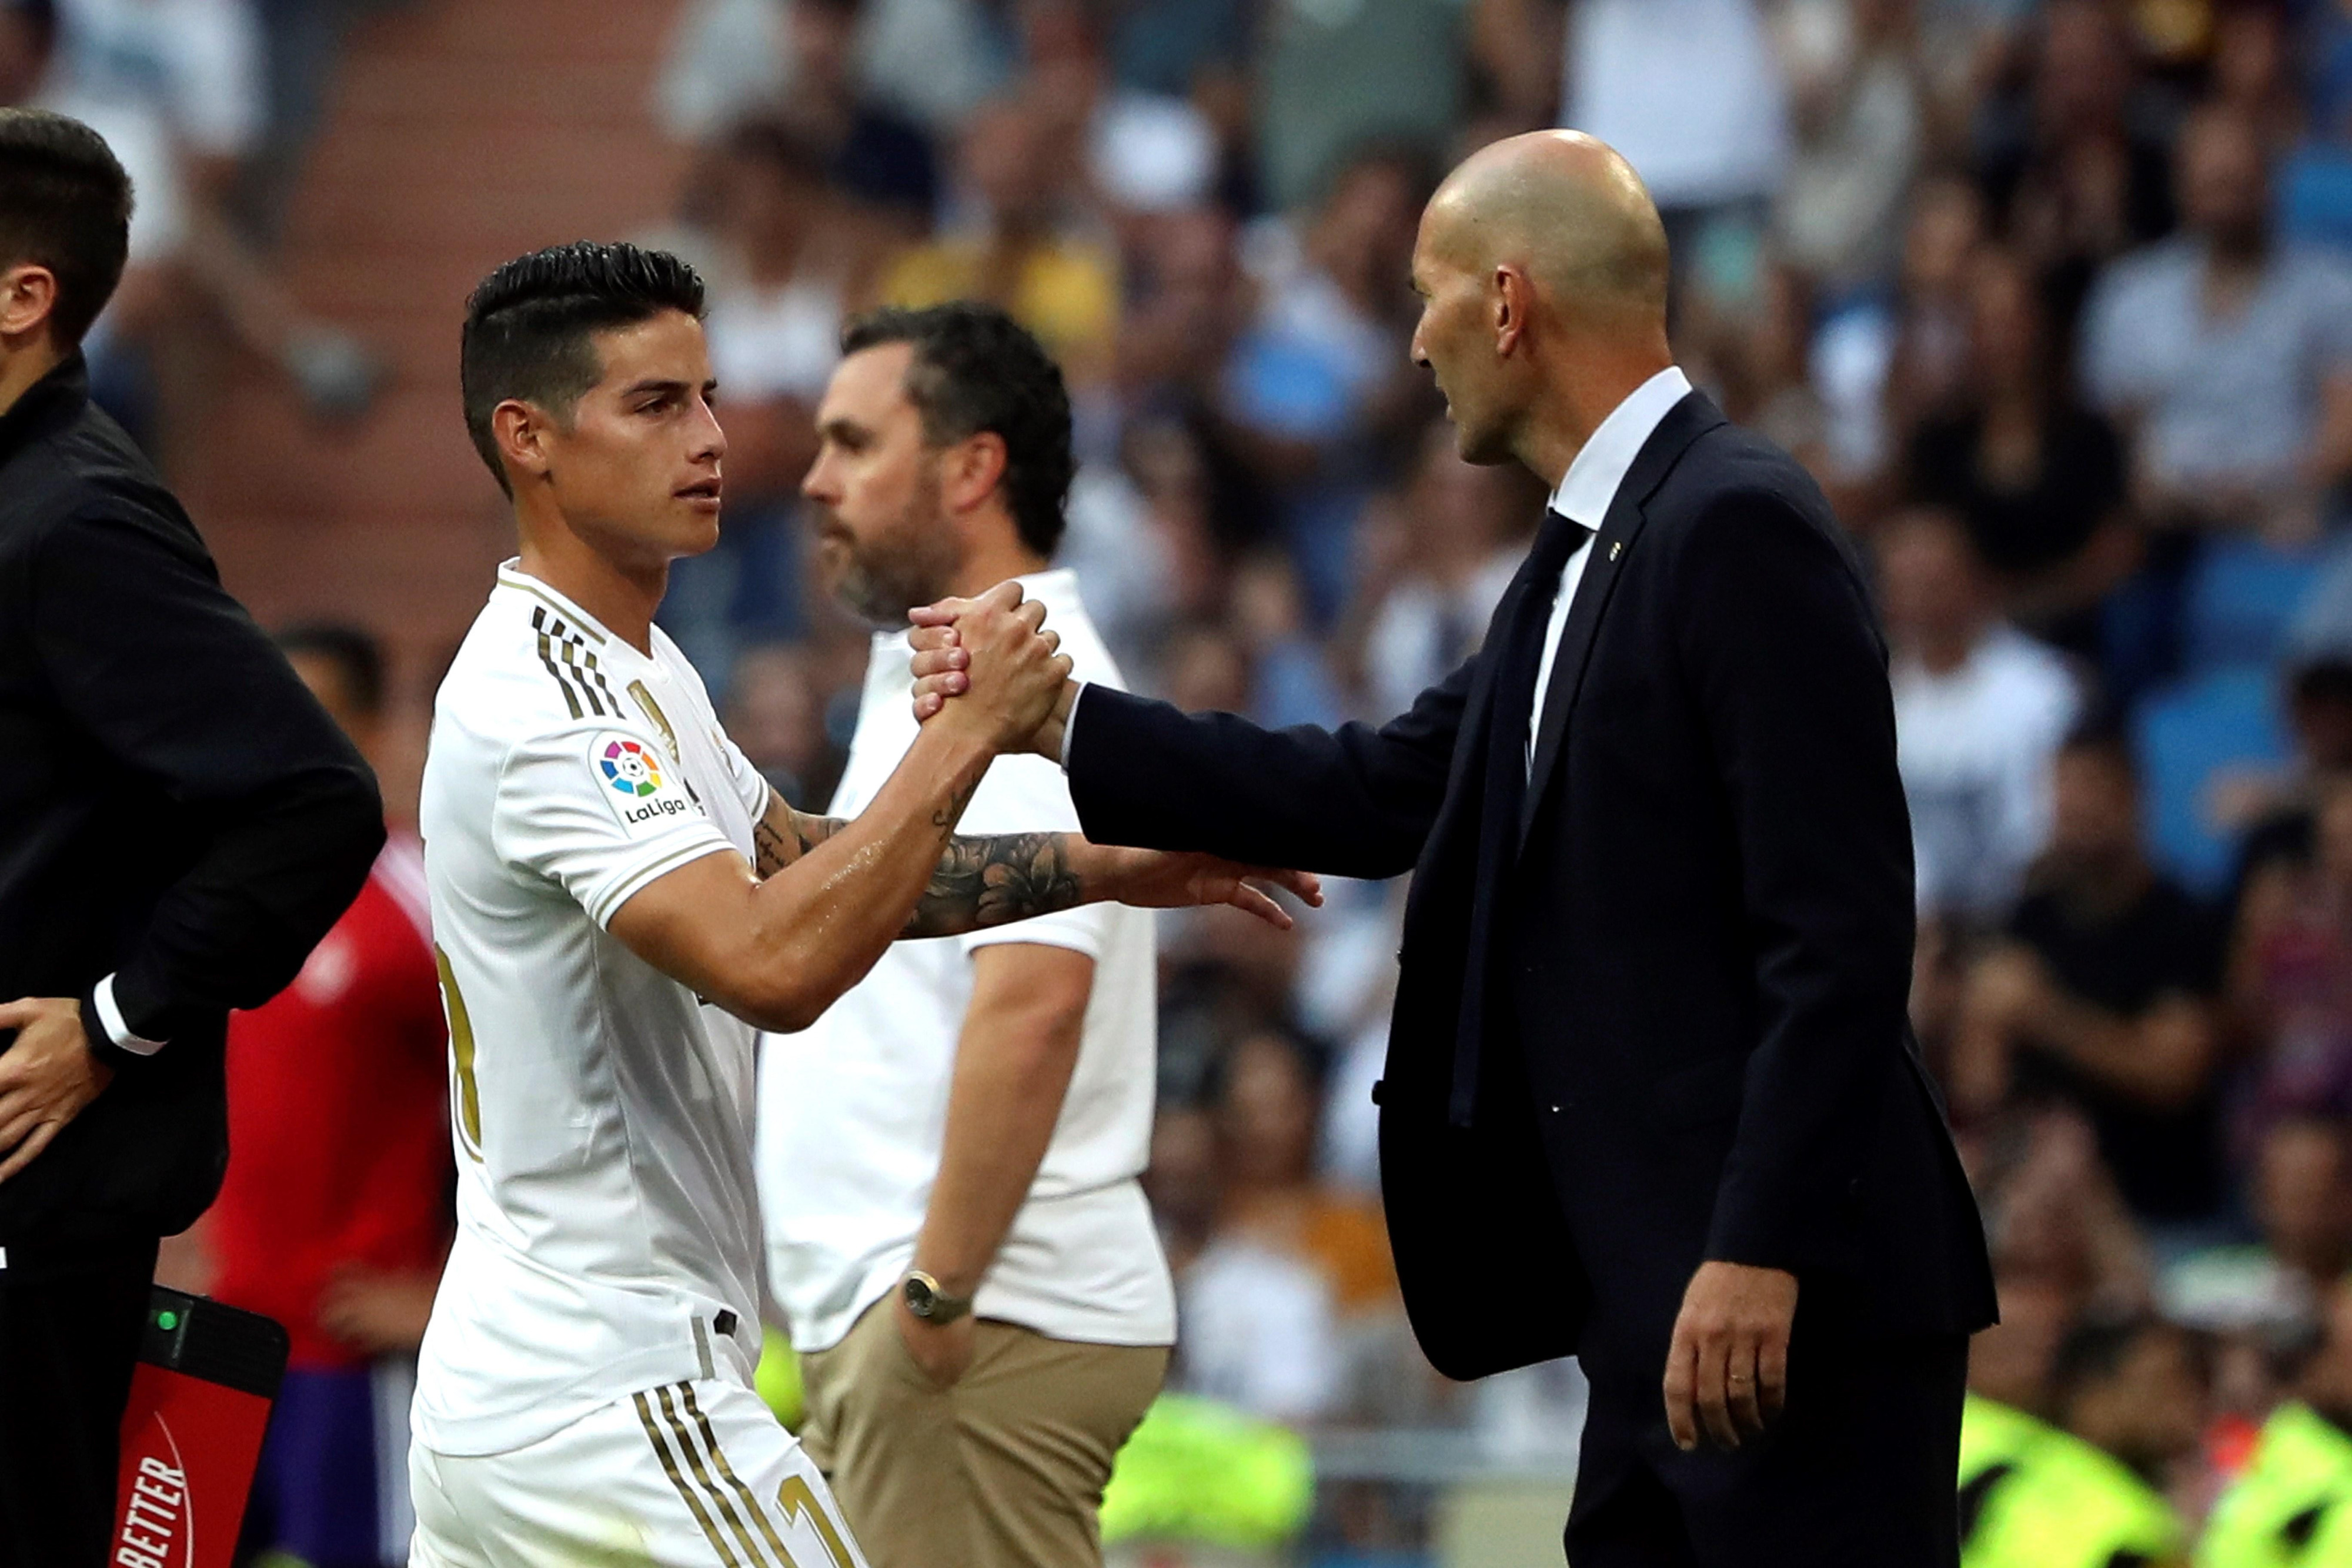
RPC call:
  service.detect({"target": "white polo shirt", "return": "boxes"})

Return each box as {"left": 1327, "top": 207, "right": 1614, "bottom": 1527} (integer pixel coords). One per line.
{"left": 759, "top": 570, "right": 1174, "bottom": 1353}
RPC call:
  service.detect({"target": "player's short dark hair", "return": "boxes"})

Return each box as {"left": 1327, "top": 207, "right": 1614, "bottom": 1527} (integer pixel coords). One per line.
{"left": 0, "top": 107, "right": 133, "bottom": 347}
{"left": 839, "top": 303, "right": 1074, "bottom": 558}
{"left": 459, "top": 240, "right": 706, "bottom": 496}
{"left": 276, "top": 622, "right": 386, "bottom": 717}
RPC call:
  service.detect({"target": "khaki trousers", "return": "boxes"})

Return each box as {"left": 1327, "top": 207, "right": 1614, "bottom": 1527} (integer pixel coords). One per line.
{"left": 797, "top": 1301, "right": 1169, "bottom": 1568}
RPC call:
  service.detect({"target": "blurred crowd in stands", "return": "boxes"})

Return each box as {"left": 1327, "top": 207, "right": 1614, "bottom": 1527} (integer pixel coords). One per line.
{"left": 0, "top": 0, "right": 387, "bottom": 436}
{"left": 24, "top": 0, "right": 2352, "bottom": 1560}
{"left": 644, "top": 0, "right": 2352, "bottom": 1523}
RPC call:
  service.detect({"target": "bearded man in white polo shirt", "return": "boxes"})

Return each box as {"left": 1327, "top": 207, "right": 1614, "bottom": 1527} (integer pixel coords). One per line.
{"left": 761, "top": 303, "right": 1169, "bottom": 1568}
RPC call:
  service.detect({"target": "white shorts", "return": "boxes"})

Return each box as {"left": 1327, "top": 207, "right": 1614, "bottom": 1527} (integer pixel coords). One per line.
{"left": 408, "top": 1379, "right": 871, "bottom": 1568}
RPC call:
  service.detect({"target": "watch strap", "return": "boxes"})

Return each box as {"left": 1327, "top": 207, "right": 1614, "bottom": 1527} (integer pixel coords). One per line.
{"left": 904, "top": 1270, "right": 973, "bottom": 1324}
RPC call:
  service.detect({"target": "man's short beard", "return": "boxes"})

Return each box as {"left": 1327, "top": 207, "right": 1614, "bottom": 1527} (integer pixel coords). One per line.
{"left": 833, "top": 466, "right": 957, "bottom": 628}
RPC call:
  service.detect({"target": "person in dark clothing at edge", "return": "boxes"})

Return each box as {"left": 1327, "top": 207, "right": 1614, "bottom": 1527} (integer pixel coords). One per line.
{"left": 0, "top": 108, "right": 384, "bottom": 1567}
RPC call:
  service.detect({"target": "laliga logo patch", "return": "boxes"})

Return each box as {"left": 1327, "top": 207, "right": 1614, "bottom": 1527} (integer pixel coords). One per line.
{"left": 600, "top": 738, "right": 663, "bottom": 797}
{"left": 591, "top": 733, "right": 697, "bottom": 827}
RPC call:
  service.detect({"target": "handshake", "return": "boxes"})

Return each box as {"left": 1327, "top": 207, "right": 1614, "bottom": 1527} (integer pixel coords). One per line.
{"left": 900, "top": 581, "right": 1320, "bottom": 935}
{"left": 901, "top": 580, "right": 1082, "bottom": 758}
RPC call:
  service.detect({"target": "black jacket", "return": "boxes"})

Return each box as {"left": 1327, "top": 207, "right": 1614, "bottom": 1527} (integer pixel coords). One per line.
{"left": 1068, "top": 393, "right": 1996, "bottom": 1382}
{"left": 0, "top": 355, "right": 383, "bottom": 1245}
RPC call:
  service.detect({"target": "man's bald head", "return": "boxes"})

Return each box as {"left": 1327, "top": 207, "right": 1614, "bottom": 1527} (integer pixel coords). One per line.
{"left": 1408, "top": 131, "right": 1674, "bottom": 474}
{"left": 1423, "top": 131, "right": 1670, "bottom": 329}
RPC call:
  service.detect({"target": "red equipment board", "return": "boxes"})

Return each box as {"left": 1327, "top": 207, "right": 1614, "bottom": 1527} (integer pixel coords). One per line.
{"left": 111, "top": 1287, "right": 288, "bottom": 1568}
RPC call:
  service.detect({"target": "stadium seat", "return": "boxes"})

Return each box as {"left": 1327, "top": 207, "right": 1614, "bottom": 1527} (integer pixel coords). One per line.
{"left": 2133, "top": 664, "right": 2290, "bottom": 895}
{"left": 2182, "top": 536, "right": 2325, "bottom": 674}
{"left": 2281, "top": 146, "right": 2352, "bottom": 253}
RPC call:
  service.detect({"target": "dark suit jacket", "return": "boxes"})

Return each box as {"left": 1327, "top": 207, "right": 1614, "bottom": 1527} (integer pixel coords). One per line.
{"left": 1067, "top": 392, "right": 1996, "bottom": 1382}
{"left": 0, "top": 355, "right": 383, "bottom": 1245}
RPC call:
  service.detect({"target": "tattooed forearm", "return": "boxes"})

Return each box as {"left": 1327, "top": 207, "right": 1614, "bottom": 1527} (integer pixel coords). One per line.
{"left": 752, "top": 815, "right": 795, "bottom": 878}
{"left": 903, "top": 833, "right": 1087, "bottom": 938}
{"left": 753, "top": 801, "right": 846, "bottom": 879}
{"left": 750, "top": 785, "right": 1087, "bottom": 932}
{"left": 930, "top": 780, "right": 980, "bottom": 834}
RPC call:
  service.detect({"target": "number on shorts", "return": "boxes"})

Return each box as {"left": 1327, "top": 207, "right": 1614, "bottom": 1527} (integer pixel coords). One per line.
{"left": 776, "top": 1476, "right": 854, "bottom": 1568}
{"left": 435, "top": 945, "right": 484, "bottom": 1160}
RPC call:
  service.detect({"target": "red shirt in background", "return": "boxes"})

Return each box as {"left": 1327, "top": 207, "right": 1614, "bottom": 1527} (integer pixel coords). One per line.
{"left": 210, "top": 833, "right": 451, "bottom": 1370}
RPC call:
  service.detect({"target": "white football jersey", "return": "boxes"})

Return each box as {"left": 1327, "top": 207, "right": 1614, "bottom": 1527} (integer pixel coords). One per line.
{"left": 413, "top": 563, "right": 771, "bottom": 1457}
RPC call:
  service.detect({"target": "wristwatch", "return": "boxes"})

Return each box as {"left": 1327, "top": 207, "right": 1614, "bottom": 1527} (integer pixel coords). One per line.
{"left": 902, "top": 1269, "right": 973, "bottom": 1325}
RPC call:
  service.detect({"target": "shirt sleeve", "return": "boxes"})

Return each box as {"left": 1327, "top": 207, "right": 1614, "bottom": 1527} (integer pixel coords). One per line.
{"left": 1058, "top": 681, "right": 1090, "bottom": 768}
{"left": 955, "top": 748, "right": 1111, "bottom": 959}
{"left": 31, "top": 500, "right": 382, "bottom": 1048}
{"left": 492, "top": 719, "right": 741, "bottom": 930}
{"left": 712, "top": 722, "right": 776, "bottom": 821}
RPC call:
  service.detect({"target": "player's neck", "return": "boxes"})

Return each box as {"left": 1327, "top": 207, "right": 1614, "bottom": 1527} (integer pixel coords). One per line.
{"left": 943, "top": 535, "right": 1048, "bottom": 601}
{"left": 0, "top": 336, "right": 68, "bottom": 424}
{"left": 515, "top": 530, "right": 666, "bottom": 655}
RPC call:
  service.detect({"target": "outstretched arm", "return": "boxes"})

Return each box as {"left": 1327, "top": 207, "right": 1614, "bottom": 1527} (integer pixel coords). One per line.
{"left": 753, "top": 790, "right": 1311, "bottom": 940}
{"left": 911, "top": 612, "right": 1481, "bottom": 880}
{"left": 607, "top": 585, "right": 1315, "bottom": 1032}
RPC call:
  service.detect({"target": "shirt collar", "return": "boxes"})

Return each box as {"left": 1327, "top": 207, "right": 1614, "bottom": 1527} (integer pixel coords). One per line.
{"left": 495, "top": 560, "right": 636, "bottom": 661}
{"left": 1546, "top": 366, "right": 1694, "bottom": 527}
{"left": 0, "top": 351, "right": 91, "bottom": 464}
{"left": 874, "top": 567, "right": 1083, "bottom": 654}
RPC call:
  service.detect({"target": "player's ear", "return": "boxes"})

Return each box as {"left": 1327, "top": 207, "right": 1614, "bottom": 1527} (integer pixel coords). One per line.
{"left": 943, "top": 430, "right": 1007, "bottom": 519}
{"left": 0, "top": 263, "right": 59, "bottom": 345}
{"left": 493, "top": 398, "right": 553, "bottom": 486}
{"left": 1494, "top": 264, "right": 1528, "bottom": 356}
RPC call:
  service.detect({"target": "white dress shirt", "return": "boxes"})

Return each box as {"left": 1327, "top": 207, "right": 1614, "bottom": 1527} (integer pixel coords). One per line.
{"left": 1058, "top": 365, "right": 1695, "bottom": 777}
{"left": 1526, "top": 366, "right": 1693, "bottom": 775}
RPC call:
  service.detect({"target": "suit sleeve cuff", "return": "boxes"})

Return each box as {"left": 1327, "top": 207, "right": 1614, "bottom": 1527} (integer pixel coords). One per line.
{"left": 83, "top": 973, "right": 167, "bottom": 1071}
{"left": 1058, "top": 681, "right": 1090, "bottom": 771}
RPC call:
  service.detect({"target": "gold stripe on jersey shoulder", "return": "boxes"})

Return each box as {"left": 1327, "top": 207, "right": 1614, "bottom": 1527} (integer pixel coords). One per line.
{"left": 579, "top": 647, "right": 621, "bottom": 715}
{"left": 629, "top": 680, "right": 683, "bottom": 767}
{"left": 507, "top": 577, "right": 607, "bottom": 643}
{"left": 554, "top": 637, "right": 609, "bottom": 718}
{"left": 529, "top": 608, "right": 584, "bottom": 720}
{"left": 635, "top": 1388, "right": 744, "bottom": 1567}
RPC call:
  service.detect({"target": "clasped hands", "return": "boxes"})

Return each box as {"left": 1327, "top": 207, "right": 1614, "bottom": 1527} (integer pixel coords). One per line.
{"left": 904, "top": 581, "right": 1321, "bottom": 933}
{"left": 901, "top": 581, "right": 1074, "bottom": 757}
{"left": 903, "top": 582, "right": 1074, "bottom": 759}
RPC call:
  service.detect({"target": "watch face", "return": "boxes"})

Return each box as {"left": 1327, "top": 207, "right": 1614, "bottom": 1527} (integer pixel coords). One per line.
{"left": 906, "top": 1275, "right": 936, "bottom": 1316}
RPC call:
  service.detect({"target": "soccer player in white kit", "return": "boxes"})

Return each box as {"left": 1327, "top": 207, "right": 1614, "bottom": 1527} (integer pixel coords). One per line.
{"left": 406, "top": 242, "right": 1317, "bottom": 1567}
